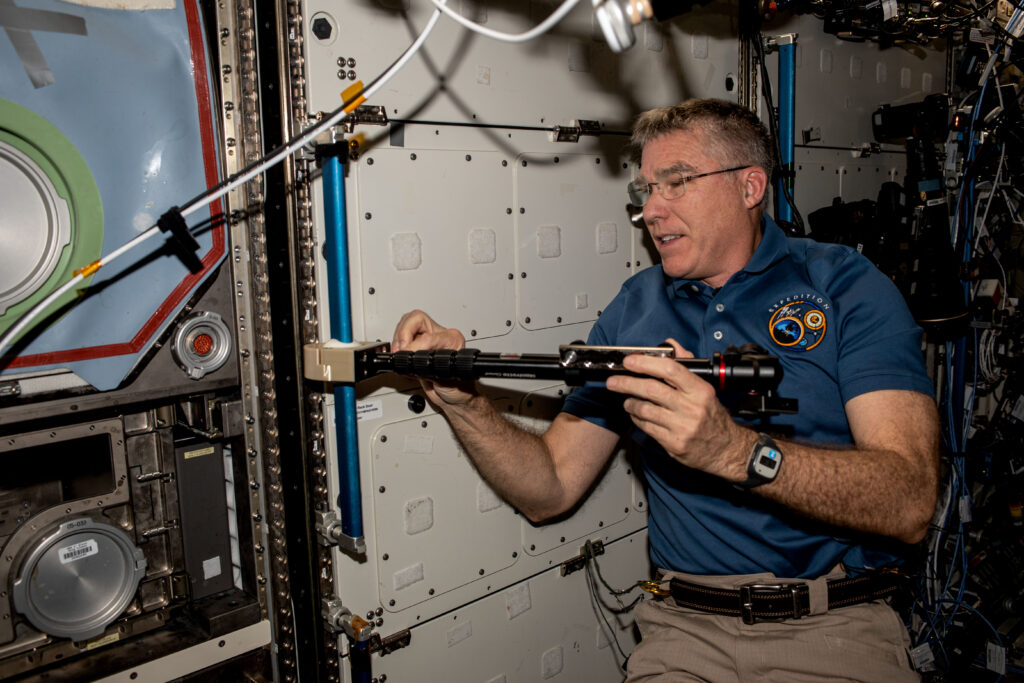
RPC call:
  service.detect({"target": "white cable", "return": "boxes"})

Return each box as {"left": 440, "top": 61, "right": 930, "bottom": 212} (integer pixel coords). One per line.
{"left": 429, "top": 0, "right": 581, "bottom": 43}
{"left": 182, "top": 0, "right": 446, "bottom": 220}
{"left": 977, "top": 143, "right": 1005, "bottom": 234}
{"left": 0, "top": 3, "right": 446, "bottom": 358}
{"left": 0, "top": 228, "right": 165, "bottom": 357}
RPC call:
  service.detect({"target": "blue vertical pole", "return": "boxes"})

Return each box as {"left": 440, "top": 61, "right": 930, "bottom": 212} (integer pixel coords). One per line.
{"left": 320, "top": 146, "right": 365, "bottom": 552}
{"left": 776, "top": 34, "right": 797, "bottom": 225}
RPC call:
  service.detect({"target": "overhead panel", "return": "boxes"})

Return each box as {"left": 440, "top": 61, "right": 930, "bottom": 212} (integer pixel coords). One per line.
{"left": 302, "top": 0, "right": 741, "bottom": 139}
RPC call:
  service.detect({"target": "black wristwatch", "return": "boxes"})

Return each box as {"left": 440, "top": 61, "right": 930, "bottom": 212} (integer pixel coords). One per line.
{"left": 738, "top": 433, "right": 783, "bottom": 489}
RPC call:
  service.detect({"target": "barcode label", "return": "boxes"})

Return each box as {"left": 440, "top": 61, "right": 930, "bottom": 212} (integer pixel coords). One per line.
{"left": 59, "top": 539, "right": 99, "bottom": 564}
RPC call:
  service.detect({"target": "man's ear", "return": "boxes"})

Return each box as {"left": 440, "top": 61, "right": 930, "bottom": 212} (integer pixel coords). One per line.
{"left": 741, "top": 167, "right": 769, "bottom": 209}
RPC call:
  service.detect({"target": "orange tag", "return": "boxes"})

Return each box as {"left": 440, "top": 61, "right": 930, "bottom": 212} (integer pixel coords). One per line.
{"left": 73, "top": 260, "right": 102, "bottom": 277}
{"left": 342, "top": 81, "right": 366, "bottom": 113}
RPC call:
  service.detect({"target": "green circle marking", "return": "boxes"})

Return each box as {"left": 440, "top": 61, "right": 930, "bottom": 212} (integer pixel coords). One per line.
{"left": 0, "top": 98, "right": 104, "bottom": 344}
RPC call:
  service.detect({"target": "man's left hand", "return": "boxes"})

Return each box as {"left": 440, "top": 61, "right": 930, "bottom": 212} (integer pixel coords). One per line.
{"left": 604, "top": 338, "right": 750, "bottom": 481}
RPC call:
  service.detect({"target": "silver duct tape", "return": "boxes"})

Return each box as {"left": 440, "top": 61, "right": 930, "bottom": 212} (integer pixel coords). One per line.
{"left": 4, "top": 28, "right": 54, "bottom": 88}
{"left": 0, "top": 1, "right": 87, "bottom": 88}
{"left": 0, "top": 3, "right": 87, "bottom": 33}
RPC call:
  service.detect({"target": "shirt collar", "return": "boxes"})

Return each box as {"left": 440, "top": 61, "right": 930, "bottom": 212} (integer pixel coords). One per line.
{"left": 742, "top": 215, "right": 790, "bottom": 275}
{"left": 667, "top": 215, "right": 791, "bottom": 298}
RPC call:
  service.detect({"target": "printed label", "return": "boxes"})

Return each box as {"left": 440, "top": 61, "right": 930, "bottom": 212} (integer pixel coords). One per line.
{"left": 356, "top": 400, "right": 383, "bottom": 422}
{"left": 184, "top": 445, "right": 215, "bottom": 459}
{"left": 59, "top": 539, "right": 99, "bottom": 564}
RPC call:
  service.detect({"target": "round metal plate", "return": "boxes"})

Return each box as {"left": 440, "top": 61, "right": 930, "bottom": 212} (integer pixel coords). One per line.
{"left": 0, "top": 140, "right": 72, "bottom": 315}
{"left": 172, "top": 311, "right": 232, "bottom": 379}
{"left": 0, "top": 98, "right": 103, "bottom": 342}
{"left": 11, "top": 518, "right": 146, "bottom": 641}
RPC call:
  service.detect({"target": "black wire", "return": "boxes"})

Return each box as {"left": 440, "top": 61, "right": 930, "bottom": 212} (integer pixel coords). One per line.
{"left": 583, "top": 557, "right": 640, "bottom": 669}
{"left": 390, "top": 118, "right": 632, "bottom": 136}
{"left": 585, "top": 541, "right": 640, "bottom": 598}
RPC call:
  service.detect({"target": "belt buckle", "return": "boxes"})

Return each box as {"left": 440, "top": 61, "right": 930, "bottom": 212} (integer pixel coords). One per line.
{"left": 738, "top": 582, "right": 803, "bottom": 625}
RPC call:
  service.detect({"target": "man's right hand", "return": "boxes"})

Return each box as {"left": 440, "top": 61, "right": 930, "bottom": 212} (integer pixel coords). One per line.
{"left": 391, "top": 310, "right": 477, "bottom": 407}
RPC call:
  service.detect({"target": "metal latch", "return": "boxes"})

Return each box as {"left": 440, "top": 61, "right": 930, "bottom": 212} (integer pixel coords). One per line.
{"left": 316, "top": 510, "right": 343, "bottom": 546}
{"left": 341, "top": 105, "right": 389, "bottom": 132}
{"left": 368, "top": 629, "right": 411, "bottom": 656}
{"left": 322, "top": 597, "right": 374, "bottom": 642}
{"left": 559, "top": 539, "right": 605, "bottom": 577}
{"left": 550, "top": 119, "right": 601, "bottom": 143}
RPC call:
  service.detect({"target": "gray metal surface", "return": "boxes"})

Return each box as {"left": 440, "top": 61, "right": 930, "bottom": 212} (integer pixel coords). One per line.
{"left": 0, "top": 140, "right": 71, "bottom": 316}
{"left": 11, "top": 517, "right": 146, "bottom": 641}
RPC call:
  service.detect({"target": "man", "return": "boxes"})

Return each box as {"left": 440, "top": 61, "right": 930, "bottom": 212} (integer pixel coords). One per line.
{"left": 392, "top": 99, "right": 939, "bottom": 681}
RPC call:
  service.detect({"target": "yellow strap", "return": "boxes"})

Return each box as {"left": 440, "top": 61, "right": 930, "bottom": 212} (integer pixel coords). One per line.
{"left": 341, "top": 81, "right": 366, "bottom": 113}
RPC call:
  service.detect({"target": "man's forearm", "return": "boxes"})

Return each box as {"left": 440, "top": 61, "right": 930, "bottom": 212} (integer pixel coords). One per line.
{"left": 438, "top": 393, "right": 570, "bottom": 521}
{"left": 754, "top": 438, "right": 939, "bottom": 544}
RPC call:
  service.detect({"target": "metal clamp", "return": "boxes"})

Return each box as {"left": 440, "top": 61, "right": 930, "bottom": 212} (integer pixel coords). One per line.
{"left": 738, "top": 582, "right": 803, "bottom": 625}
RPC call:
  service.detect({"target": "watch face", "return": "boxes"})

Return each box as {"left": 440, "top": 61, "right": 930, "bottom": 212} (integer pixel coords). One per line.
{"left": 751, "top": 447, "right": 781, "bottom": 479}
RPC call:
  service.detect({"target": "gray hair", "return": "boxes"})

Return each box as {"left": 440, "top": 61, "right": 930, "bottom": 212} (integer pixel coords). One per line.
{"left": 631, "top": 99, "right": 775, "bottom": 183}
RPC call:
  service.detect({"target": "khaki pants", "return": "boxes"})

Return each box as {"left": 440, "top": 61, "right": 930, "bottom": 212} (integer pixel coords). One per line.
{"left": 626, "top": 569, "right": 919, "bottom": 683}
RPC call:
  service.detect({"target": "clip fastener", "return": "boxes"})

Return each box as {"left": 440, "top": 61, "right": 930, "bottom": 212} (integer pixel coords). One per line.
{"left": 636, "top": 580, "right": 671, "bottom": 597}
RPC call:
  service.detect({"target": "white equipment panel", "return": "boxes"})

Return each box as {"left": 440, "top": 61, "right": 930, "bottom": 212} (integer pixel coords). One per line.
{"left": 295, "top": 3, "right": 951, "bottom": 682}
{"left": 371, "top": 411, "right": 522, "bottom": 611}
{"left": 515, "top": 386, "right": 634, "bottom": 556}
{"left": 356, "top": 148, "right": 517, "bottom": 343}
{"left": 365, "top": 530, "right": 649, "bottom": 683}
{"left": 514, "top": 152, "right": 634, "bottom": 331}
{"left": 794, "top": 148, "right": 904, "bottom": 206}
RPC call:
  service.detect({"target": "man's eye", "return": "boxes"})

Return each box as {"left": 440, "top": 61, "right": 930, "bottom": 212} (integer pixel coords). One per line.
{"left": 665, "top": 178, "right": 686, "bottom": 189}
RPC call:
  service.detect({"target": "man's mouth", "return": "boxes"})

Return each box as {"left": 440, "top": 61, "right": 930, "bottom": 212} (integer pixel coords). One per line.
{"left": 658, "top": 235, "right": 682, "bottom": 245}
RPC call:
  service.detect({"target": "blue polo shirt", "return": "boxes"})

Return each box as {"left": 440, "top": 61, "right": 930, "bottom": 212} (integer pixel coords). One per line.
{"left": 561, "top": 218, "right": 933, "bottom": 578}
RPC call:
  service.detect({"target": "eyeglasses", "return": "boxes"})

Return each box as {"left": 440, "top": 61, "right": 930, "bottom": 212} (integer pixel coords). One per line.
{"left": 627, "top": 165, "right": 749, "bottom": 206}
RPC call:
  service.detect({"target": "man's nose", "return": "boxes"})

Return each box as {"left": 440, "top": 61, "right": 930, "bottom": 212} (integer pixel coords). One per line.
{"left": 643, "top": 189, "right": 670, "bottom": 223}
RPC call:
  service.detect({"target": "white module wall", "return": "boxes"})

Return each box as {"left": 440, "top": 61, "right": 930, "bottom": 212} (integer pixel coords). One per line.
{"left": 296, "top": 2, "right": 948, "bottom": 681}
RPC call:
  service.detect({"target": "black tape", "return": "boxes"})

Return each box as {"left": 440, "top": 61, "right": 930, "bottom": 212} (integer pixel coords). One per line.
{"left": 315, "top": 142, "right": 349, "bottom": 165}
{"left": 158, "top": 206, "right": 202, "bottom": 273}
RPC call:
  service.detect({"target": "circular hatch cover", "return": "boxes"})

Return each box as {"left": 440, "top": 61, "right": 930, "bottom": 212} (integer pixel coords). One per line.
{"left": 11, "top": 518, "right": 146, "bottom": 641}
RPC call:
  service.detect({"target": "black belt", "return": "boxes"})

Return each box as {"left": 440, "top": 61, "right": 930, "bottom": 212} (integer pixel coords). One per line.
{"left": 668, "top": 572, "right": 902, "bottom": 625}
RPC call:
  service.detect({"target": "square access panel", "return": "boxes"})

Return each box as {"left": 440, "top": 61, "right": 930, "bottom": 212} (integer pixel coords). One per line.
{"left": 355, "top": 149, "right": 516, "bottom": 342}
{"left": 370, "top": 410, "right": 521, "bottom": 613}
{"left": 513, "top": 152, "right": 633, "bottom": 330}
